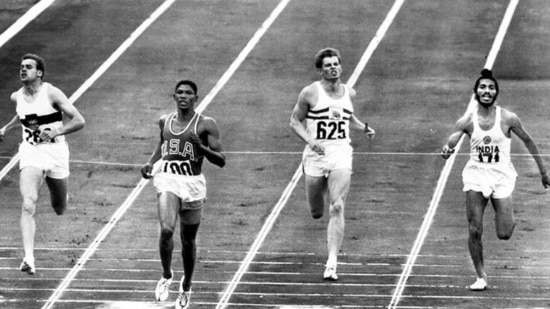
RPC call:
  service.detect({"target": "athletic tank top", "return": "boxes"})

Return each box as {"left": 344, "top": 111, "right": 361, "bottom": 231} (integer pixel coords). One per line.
{"left": 305, "top": 81, "right": 354, "bottom": 147}
{"left": 469, "top": 106, "right": 511, "bottom": 165}
{"left": 15, "top": 83, "right": 65, "bottom": 145}
{"left": 159, "top": 112, "right": 203, "bottom": 176}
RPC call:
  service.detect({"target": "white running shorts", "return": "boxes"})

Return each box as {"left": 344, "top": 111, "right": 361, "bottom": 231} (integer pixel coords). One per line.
{"left": 19, "top": 141, "right": 69, "bottom": 179}
{"left": 302, "top": 144, "right": 353, "bottom": 177}
{"left": 462, "top": 160, "right": 517, "bottom": 199}
{"left": 153, "top": 172, "right": 206, "bottom": 208}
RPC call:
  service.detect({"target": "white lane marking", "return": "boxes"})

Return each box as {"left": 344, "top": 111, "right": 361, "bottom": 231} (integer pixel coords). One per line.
{"left": 215, "top": 165, "right": 303, "bottom": 308}
{"left": 0, "top": 0, "right": 176, "bottom": 182}
{"left": 43, "top": 0, "right": 292, "bottom": 308}
{"left": 41, "top": 0, "right": 180, "bottom": 308}
{"left": 0, "top": 0, "right": 56, "bottom": 48}
{"left": 215, "top": 1, "right": 405, "bottom": 308}
{"left": 0, "top": 0, "right": 57, "bottom": 180}
{"left": 387, "top": 1, "right": 520, "bottom": 308}
{"left": 196, "top": 0, "right": 291, "bottom": 114}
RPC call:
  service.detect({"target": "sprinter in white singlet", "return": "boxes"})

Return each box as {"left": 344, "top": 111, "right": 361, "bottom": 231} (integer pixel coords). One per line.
{"left": 442, "top": 69, "right": 550, "bottom": 291}
{"left": 0, "top": 54, "right": 85, "bottom": 275}
{"left": 290, "top": 48, "right": 375, "bottom": 281}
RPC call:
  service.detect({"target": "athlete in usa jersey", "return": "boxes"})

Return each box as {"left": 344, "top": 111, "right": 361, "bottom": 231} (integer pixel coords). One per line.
{"left": 141, "top": 80, "right": 225, "bottom": 308}
{"left": 442, "top": 69, "right": 550, "bottom": 291}
{"left": 158, "top": 112, "right": 204, "bottom": 177}
{"left": 290, "top": 48, "right": 375, "bottom": 281}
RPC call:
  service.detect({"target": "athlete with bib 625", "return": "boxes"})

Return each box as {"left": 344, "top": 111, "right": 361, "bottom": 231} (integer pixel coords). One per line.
{"left": 290, "top": 48, "right": 375, "bottom": 281}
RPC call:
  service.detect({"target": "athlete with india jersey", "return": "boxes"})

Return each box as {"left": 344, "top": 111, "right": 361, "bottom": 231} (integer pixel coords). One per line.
{"left": 290, "top": 47, "right": 375, "bottom": 281}
{"left": 0, "top": 53, "right": 85, "bottom": 275}
{"left": 141, "top": 80, "right": 225, "bottom": 309}
{"left": 442, "top": 69, "right": 550, "bottom": 291}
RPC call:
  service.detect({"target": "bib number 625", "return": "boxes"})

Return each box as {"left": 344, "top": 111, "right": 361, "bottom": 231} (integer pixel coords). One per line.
{"left": 316, "top": 121, "right": 346, "bottom": 140}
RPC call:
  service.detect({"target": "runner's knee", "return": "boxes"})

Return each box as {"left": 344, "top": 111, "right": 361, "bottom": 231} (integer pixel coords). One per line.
{"left": 160, "top": 227, "right": 175, "bottom": 240}
{"left": 496, "top": 222, "right": 515, "bottom": 240}
{"left": 182, "top": 238, "right": 196, "bottom": 249}
{"left": 53, "top": 206, "right": 65, "bottom": 215}
{"left": 329, "top": 199, "right": 344, "bottom": 216}
{"left": 311, "top": 212, "right": 323, "bottom": 219}
{"left": 51, "top": 198, "right": 67, "bottom": 215}
{"left": 307, "top": 197, "right": 324, "bottom": 219}
{"left": 21, "top": 198, "right": 37, "bottom": 216}
{"left": 468, "top": 224, "right": 483, "bottom": 239}
{"left": 497, "top": 231, "right": 512, "bottom": 240}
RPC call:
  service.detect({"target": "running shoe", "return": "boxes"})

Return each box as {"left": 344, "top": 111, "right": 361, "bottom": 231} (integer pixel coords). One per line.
{"left": 323, "top": 265, "right": 338, "bottom": 281}
{"left": 469, "top": 277, "right": 487, "bottom": 291}
{"left": 155, "top": 270, "right": 173, "bottom": 301}
{"left": 19, "top": 259, "right": 35, "bottom": 275}
{"left": 175, "top": 277, "right": 191, "bottom": 309}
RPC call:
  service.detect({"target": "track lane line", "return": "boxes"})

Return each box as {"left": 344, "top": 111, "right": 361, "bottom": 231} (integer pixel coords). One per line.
{"left": 0, "top": 0, "right": 56, "bottom": 48}
{"left": 387, "top": 1, "right": 519, "bottom": 308}
{"left": 41, "top": 0, "right": 291, "bottom": 308}
{"left": 40, "top": 0, "right": 181, "bottom": 308}
{"left": 0, "top": 0, "right": 58, "bottom": 180}
{"left": 0, "top": 0, "right": 178, "bottom": 182}
{"left": 215, "top": 1, "right": 405, "bottom": 308}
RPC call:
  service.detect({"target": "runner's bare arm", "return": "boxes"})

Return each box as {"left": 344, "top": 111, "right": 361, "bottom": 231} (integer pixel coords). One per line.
{"left": 45, "top": 86, "right": 85, "bottom": 140}
{"left": 350, "top": 114, "right": 375, "bottom": 140}
{"left": 0, "top": 93, "right": 23, "bottom": 141}
{"left": 442, "top": 114, "right": 471, "bottom": 159}
{"left": 192, "top": 117, "right": 225, "bottom": 168}
{"left": 0, "top": 114, "right": 21, "bottom": 142}
{"left": 141, "top": 116, "right": 167, "bottom": 179}
{"left": 290, "top": 86, "right": 325, "bottom": 155}
{"left": 509, "top": 113, "right": 549, "bottom": 188}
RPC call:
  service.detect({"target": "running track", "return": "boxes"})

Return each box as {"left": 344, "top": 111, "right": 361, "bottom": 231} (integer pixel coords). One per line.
{"left": 0, "top": 1, "right": 549, "bottom": 308}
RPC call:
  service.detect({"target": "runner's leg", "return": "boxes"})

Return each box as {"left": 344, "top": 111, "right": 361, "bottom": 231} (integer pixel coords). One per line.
{"left": 179, "top": 208, "right": 202, "bottom": 292}
{"left": 491, "top": 196, "right": 515, "bottom": 240}
{"left": 158, "top": 192, "right": 180, "bottom": 279}
{"left": 466, "top": 190, "right": 489, "bottom": 280}
{"left": 20, "top": 167, "right": 44, "bottom": 262}
{"left": 305, "top": 175, "right": 328, "bottom": 219}
{"left": 326, "top": 169, "right": 351, "bottom": 268}
{"left": 45, "top": 176, "right": 68, "bottom": 215}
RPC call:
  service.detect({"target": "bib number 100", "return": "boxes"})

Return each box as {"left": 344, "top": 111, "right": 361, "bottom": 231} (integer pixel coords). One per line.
{"left": 316, "top": 121, "right": 346, "bottom": 140}
{"left": 162, "top": 160, "right": 194, "bottom": 176}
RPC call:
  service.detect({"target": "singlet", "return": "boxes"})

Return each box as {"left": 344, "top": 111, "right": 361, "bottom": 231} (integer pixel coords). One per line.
{"left": 158, "top": 112, "right": 204, "bottom": 176}
{"left": 305, "top": 81, "right": 354, "bottom": 148}
{"left": 15, "top": 83, "right": 65, "bottom": 145}
{"left": 469, "top": 106, "right": 511, "bottom": 165}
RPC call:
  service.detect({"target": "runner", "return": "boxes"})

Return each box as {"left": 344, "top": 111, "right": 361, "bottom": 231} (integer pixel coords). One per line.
{"left": 141, "top": 80, "right": 225, "bottom": 308}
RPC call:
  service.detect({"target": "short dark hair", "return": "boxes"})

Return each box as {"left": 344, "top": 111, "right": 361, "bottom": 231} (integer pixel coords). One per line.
{"left": 314, "top": 48, "right": 341, "bottom": 69}
{"left": 175, "top": 80, "right": 197, "bottom": 95}
{"left": 22, "top": 53, "right": 46, "bottom": 78}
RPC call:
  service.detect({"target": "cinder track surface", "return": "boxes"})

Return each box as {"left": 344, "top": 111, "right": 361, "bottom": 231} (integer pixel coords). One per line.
{"left": 0, "top": 1, "right": 549, "bottom": 308}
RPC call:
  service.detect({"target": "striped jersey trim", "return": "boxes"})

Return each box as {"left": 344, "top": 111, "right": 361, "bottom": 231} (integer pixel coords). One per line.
{"left": 20, "top": 111, "right": 62, "bottom": 127}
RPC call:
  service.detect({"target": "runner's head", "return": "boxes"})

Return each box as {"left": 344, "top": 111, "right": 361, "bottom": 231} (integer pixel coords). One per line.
{"left": 173, "top": 80, "right": 198, "bottom": 110}
{"left": 315, "top": 48, "right": 342, "bottom": 81}
{"left": 21, "top": 53, "right": 45, "bottom": 79}
{"left": 314, "top": 48, "right": 341, "bottom": 69}
{"left": 175, "top": 80, "right": 197, "bottom": 95}
{"left": 474, "top": 69, "right": 499, "bottom": 108}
